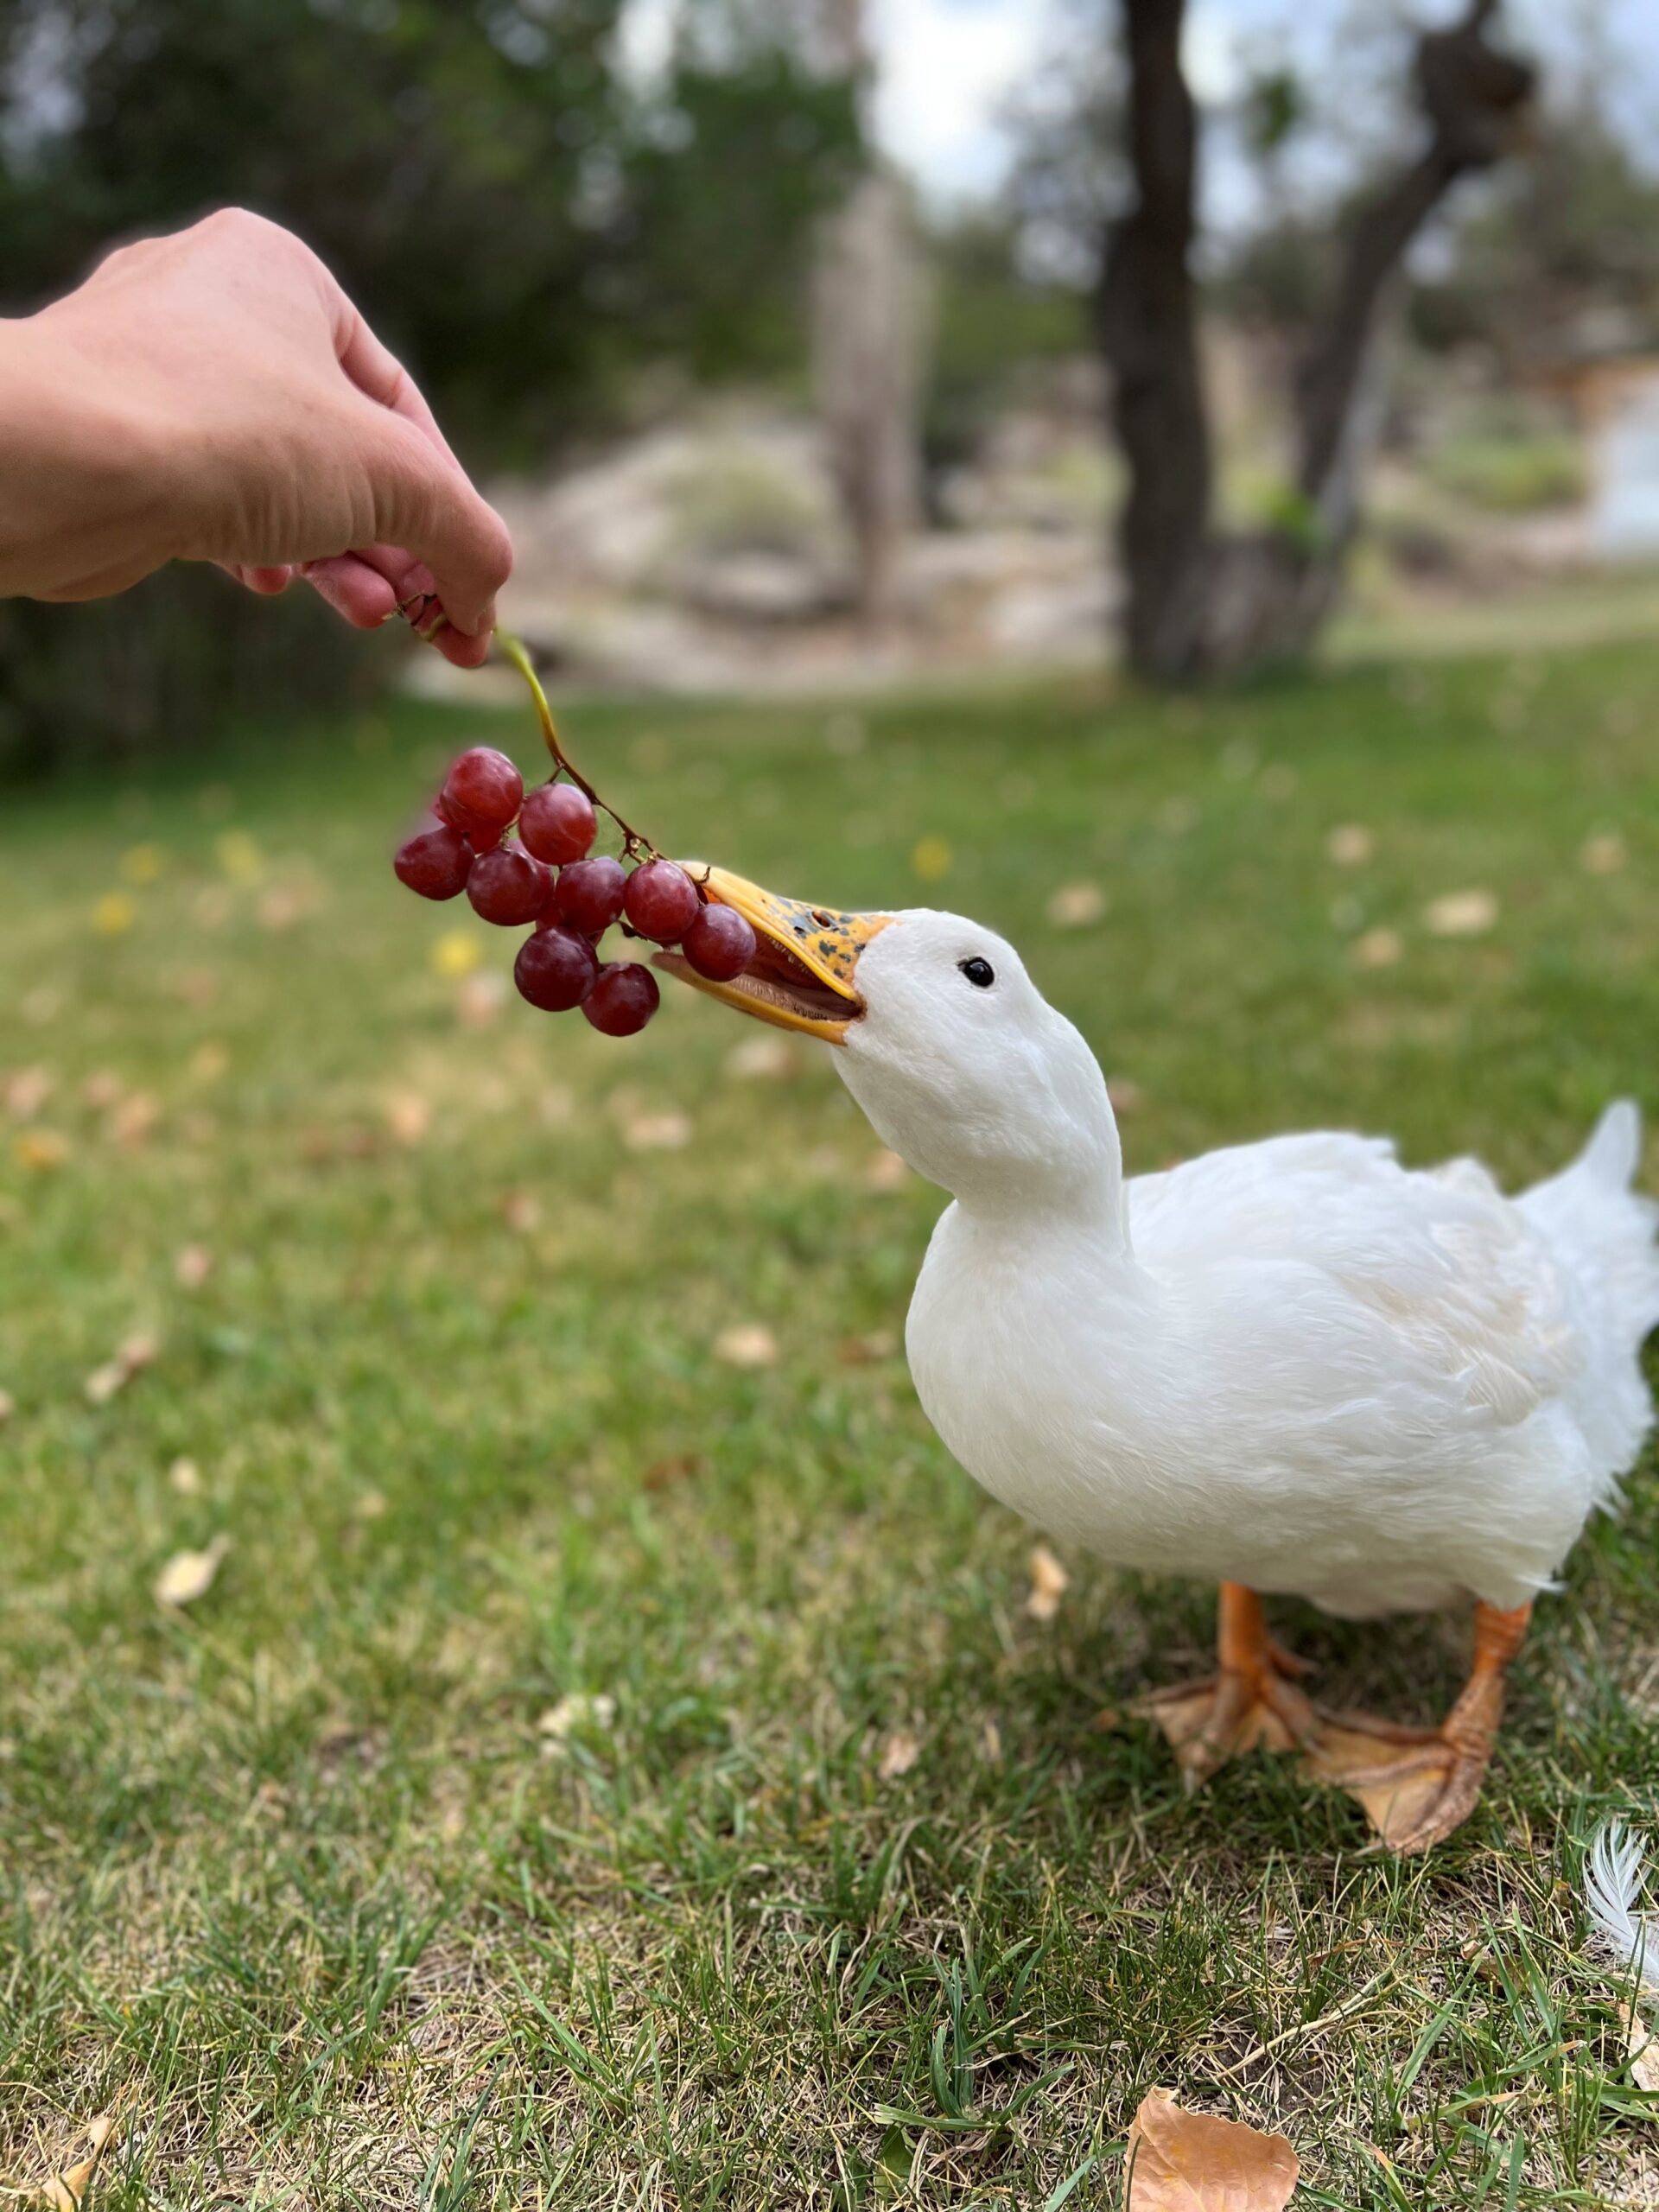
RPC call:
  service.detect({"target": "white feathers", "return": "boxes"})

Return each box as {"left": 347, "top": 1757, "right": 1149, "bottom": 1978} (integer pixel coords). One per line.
{"left": 833, "top": 909, "right": 1659, "bottom": 1622}
{"left": 1583, "top": 1821, "right": 1659, "bottom": 1994}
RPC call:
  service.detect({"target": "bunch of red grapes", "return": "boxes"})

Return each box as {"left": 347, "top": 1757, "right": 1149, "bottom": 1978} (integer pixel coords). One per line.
{"left": 394, "top": 748, "right": 756, "bottom": 1036}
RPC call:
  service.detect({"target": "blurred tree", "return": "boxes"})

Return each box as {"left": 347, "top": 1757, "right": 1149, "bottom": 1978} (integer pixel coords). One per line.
{"left": 1412, "top": 87, "right": 1659, "bottom": 367}
{"left": 810, "top": 0, "right": 925, "bottom": 630}
{"left": 1097, "top": 0, "right": 1535, "bottom": 682}
{"left": 0, "top": 0, "right": 860, "bottom": 463}
{"left": 0, "top": 0, "right": 860, "bottom": 772}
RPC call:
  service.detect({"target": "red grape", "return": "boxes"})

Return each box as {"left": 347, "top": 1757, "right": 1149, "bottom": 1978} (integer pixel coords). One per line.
{"left": 514, "top": 925, "right": 599, "bottom": 1012}
{"left": 442, "top": 747, "right": 523, "bottom": 832}
{"left": 682, "top": 903, "right": 757, "bottom": 982}
{"left": 554, "top": 855, "right": 627, "bottom": 933}
{"left": 519, "top": 781, "right": 596, "bottom": 866}
{"left": 467, "top": 843, "right": 549, "bottom": 925}
{"left": 582, "top": 962, "right": 660, "bottom": 1036}
{"left": 623, "top": 858, "right": 701, "bottom": 944}
{"left": 435, "top": 791, "right": 502, "bottom": 852}
{"left": 394, "top": 823, "right": 472, "bottom": 901}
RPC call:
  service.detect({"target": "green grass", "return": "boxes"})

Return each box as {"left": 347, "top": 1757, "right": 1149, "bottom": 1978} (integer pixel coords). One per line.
{"left": 4, "top": 641, "right": 1659, "bottom": 2207}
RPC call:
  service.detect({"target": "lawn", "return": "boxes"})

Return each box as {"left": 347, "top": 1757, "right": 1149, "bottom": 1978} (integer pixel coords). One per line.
{"left": 3, "top": 639, "right": 1659, "bottom": 2209}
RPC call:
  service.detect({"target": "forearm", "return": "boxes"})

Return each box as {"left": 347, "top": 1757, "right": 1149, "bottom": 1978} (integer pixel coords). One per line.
{"left": 0, "top": 313, "right": 172, "bottom": 601}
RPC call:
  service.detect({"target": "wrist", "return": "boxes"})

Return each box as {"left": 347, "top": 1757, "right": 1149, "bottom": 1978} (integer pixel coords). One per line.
{"left": 0, "top": 308, "right": 175, "bottom": 600}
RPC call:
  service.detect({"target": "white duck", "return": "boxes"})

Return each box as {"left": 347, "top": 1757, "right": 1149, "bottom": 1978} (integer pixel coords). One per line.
{"left": 661, "top": 872, "right": 1659, "bottom": 1852}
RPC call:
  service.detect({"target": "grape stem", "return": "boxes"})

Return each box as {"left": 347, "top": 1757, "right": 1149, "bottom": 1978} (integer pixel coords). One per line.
{"left": 496, "top": 631, "right": 659, "bottom": 862}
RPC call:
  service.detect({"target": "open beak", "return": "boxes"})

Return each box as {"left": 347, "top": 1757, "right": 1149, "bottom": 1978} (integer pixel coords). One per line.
{"left": 654, "top": 865, "right": 889, "bottom": 1044}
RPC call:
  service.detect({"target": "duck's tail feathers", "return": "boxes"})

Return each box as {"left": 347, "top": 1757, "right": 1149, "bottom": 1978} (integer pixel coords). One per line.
{"left": 1520, "top": 1101, "right": 1659, "bottom": 1349}
{"left": 1584, "top": 1820, "right": 1659, "bottom": 1994}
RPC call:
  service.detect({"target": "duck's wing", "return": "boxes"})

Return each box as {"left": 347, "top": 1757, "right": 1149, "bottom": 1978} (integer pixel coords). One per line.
{"left": 1128, "top": 1131, "right": 1580, "bottom": 1425}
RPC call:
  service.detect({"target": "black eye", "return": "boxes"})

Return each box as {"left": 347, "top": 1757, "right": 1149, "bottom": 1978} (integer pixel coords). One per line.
{"left": 959, "top": 957, "right": 995, "bottom": 989}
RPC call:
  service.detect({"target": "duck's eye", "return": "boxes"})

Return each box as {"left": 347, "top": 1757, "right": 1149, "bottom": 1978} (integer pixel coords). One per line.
{"left": 959, "top": 957, "right": 995, "bottom": 989}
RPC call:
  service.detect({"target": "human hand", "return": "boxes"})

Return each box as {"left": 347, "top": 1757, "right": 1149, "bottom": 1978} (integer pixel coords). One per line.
{"left": 3, "top": 209, "right": 512, "bottom": 668}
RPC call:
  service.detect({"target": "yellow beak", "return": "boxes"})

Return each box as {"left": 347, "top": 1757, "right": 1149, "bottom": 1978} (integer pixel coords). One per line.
{"left": 654, "top": 865, "right": 890, "bottom": 1044}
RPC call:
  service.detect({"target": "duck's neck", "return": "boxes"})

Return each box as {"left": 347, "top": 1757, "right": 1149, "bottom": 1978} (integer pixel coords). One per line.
{"left": 950, "top": 1107, "right": 1130, "bottom": 1251}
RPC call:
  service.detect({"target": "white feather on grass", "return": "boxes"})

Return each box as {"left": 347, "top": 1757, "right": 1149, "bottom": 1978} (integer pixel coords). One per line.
{"left": 1583, "top": 1821, "right": 1659, "bottom": 1995}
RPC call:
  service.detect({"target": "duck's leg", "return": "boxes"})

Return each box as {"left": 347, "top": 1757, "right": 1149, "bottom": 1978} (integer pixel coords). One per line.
{"left": 1140, "top": 1583, "right": 1320, "bottom": 1786}
{"left": 1304, "top": 1600, "right": 1531, "bottom": 1853}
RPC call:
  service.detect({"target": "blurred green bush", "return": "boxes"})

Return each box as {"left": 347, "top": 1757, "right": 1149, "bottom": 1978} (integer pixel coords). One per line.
{"left": 0, "top": 571, "right": 383, "bottom": 781}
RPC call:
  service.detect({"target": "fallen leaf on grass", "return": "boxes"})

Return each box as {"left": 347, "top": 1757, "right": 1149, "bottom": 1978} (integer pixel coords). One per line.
{"left": 431, "top": 930, "right": 481, "bottom": 980}
{"left": 174, "top": 1244, "right": 214, "bottom": 1288}
{"left": 456, "top": 971, "right": 507, "bottom": 1027}
{"left": 1125, "top": 2088, "right": 1298, "bottom": 2211}
{"left": 624, "top": 1109, "right": 693, "bottom": 1152}
{"left": 1046, "top": 880, "right": 1107, "bottom": 929}
{"left": 715, "top": 1323, "right": 779, "bottom": 1369}
{"left": 1423, "top": 888, "right": 1498, "bottom": 938}
{"left": 838, "top": 1330, "right": 898, "bottom": 1364}
{"left": 1351, "top": 927, "right": 1403, "bottom": 972}
{"left": 1618, "top": 2002, "right": 1659, "bottom": 2093}
{"left": 501, "top": 1190, "right": 542, "bottom": 1233}
{"left": 537, "top": 1693, "right": 616, "bottom": 1745}
{"left": 384, "top": 1090, "right": 432, "bottom": 1147}
{"left": 725, "top": 1036, "right": 798, "bottom": 1082}
{"left": 107, "top": 1090, "right": 160, "bottom": 1148}
{"left": 5, "top": 1066, "right": 54, "bottom": 1120}
{"left": 168, "top": 1456, "right": 201, "bottom": 1496}
{"left": 878, "top": 1730, "right": 920, "bottom": 1780}
{"left": 864, "top": 1148, "right": 910, "bottom": 1192}
{"left": 92, "top": 891, "right": 136, "bottom": 938}
{"left": 1026, "top": 1541, "right": 1069, "bottom": 1622}
{"left": 1107, "top": 1077, "right": 1145, "bottom": 1116}
{"left": 1581, "top": 831, "right": 1627, "bottom": 876}
{"left": 121, "top": 842, "right": 166, "bottom": 885}
{"left": 79, "top": 1071, "right": 124, "bottom": 1111}
{"left": 84, "top": 1332, "right": 159, "bottom": 1406}
{"left": 642, "top": 1452, "right": 706, "bottom": 1491}
{"left": 34, "top": 2099, "right": 128, "bottom": 2209}
{"left": 911, "top": 835, "right": 952, "bottom": 883}
{"left": 154, "top": 1535, "right": 231, "bottom": 1609}
{"left": 1326, "top": 823, "right": 1374, "bottom": 868}
{"left": 13, "top": 1129, "right": 69, "bottom": 1171}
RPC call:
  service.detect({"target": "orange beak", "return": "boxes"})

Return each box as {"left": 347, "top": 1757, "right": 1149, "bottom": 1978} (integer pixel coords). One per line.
{"left": 654, "top": 865, "right": 890, "bottom": 1045}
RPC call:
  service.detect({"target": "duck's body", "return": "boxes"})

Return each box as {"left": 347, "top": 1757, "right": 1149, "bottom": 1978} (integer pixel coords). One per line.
{"left": 667, "top": 874, "right": 1659, "bottom": 1848}
{"left": 907, "top": 1111, "right": 1657, "bottom": 1623}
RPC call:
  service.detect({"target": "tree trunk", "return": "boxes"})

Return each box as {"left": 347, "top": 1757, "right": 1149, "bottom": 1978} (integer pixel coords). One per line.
{"left": 1096, "top": 0, "right": 1212, "bottom": 681}
{"left": 1099, "top": 0, "right": 1535, "bottom": 682}
{"left": 812, "top": 0, "right": 925, "bottom": 632}
{"left": 813, "top": 168, "right": 926, "bottom": 629}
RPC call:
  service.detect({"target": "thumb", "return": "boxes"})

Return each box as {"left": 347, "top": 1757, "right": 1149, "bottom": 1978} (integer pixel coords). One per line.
{"left": 359, "top": 408, "right": 513, "bottom": 638}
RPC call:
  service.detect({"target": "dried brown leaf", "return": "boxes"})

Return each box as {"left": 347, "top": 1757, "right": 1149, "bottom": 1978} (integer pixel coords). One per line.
{"left": 1026, "top": 1541, "right": 1070, "bottom": 1622}
{"left": 1423, "top": 888, "right": 1498, "bottom": 938}
{"left": 174, "top": 1244, "right": 214, "bottom": 1289}
{"left": 1325, "top": 823, "right": 1374, "bottom": 868}
{"left": 1046, "top": 880, "right": 1108, "bottom": 929}
{"left": 864, "top": 1148, "right": 910, "bottom": 1192}
{"left": 154, "top": 1534, "right": 230, "bottom": 1609}
{"left": 384, "top": 1090, "right": 431, "bottom": 1147}
{"left": 1125, "top": 2089, "right": 1298, "bottom": 2212}
{"left": 837, "top": 1330, "right": 898, "bottom": 1364}
{"left": 714, "top": 1323, "right": 778, "bottom": 1370}
{"left": 878, "top": 1730, "right": 920, "bottom": 1780}
{"left": 624, "top": 1109, "right": 693, "bottom": 1152}
{"left": 725, "top": 1036, "right": 798, "bottom": 1082}
{"left": 1351, "top": 927, "right": 1403, "bottom": 971}
{"left": 1618, "top": 2001, "right": 1659, "bottom": 2093}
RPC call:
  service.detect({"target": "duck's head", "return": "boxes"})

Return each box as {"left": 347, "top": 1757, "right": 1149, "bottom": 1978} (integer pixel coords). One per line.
{"left": 658, "top": 867, "right": 1119, "bottom": 1215}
